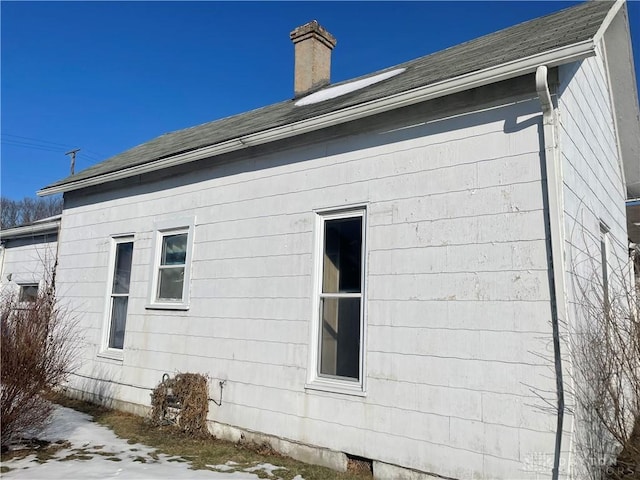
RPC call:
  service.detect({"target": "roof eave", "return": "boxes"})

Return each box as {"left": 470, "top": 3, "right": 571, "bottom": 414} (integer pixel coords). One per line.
{"left": 38, "top": 39, "right": 596, "bottom": 197}
{"left": 0, "top": 219, "right": 61, "bottom": 241}
{"left": 593, "top": 0, "right": 625, "bottom": 45}
{"left": 627, "top": 199, "right": 640, "bottom": 244}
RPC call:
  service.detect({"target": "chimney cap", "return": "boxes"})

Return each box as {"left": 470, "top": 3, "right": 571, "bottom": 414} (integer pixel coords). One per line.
{"left": 290, "top": 20, "right": 337, "bottom": 49}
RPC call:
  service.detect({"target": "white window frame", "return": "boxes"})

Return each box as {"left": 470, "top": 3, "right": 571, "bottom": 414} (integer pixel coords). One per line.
{"left": 18, "top": 283, "right": 39, "bottom": 303}
{"left": 146, "top": 217, "right": 195, "bottom": 311}
{"left": 14, "top": 281, "right": 42, "bottom": 311}
{"left": 99, "top": 235, "right": 134, "bottom": 360}
{"left": 306, "top": 206, "right": 367, "bottom": 396}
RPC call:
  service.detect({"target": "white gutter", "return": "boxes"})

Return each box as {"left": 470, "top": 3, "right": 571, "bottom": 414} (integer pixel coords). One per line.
{"left": 536, "top": 65, "right": 569, "bottom": 480}
{"left": 39, "top": 40, "right": 597, "bottom": 196}
{"left": 0, "top": 219, "right": 61, "bottom": 240}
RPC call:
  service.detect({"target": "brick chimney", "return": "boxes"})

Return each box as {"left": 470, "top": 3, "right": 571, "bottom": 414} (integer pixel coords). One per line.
{"left": 290, "top": 20, "right": 337, "bottom": 97}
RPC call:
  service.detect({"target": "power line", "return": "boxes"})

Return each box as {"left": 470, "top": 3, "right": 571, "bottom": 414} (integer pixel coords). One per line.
{"left": 1, "top": 141, "right": 99, "bottom": 162}
{"left": 1, "top": 133, "right": 106, "bottom": 159}
{"left": 1, "top": 140, "right": 66, "bottom": 154}
{"left": 79, "top": 151, "right": 102, "bottom": 162}
{"left": 79, "top": 148, "right": 105, "bottom": 159}
{"left": 1, "top": 133, "right": 76, "bottom": 149}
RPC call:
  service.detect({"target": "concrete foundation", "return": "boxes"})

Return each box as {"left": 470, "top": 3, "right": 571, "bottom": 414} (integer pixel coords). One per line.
{"left": 374, "top": 461, "right": 451, "bottom": 480}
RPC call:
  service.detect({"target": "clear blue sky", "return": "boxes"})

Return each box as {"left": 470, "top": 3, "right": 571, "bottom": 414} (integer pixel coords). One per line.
{"left": 2, "top": 1, "right": 639, "bottom": 200}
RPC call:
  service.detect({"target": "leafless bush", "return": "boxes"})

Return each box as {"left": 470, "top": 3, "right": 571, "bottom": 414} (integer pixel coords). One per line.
{"left": 0, "top": 196, "right": 63, "bottom": 229}
{"left": 570, "top": 243, "right": 640, "bottom": 479}
{"left": 0, "top": 281, "right": 79, "bottom": 449}
{"left": 150, "top": 373, "right": 209, "bottom": 436}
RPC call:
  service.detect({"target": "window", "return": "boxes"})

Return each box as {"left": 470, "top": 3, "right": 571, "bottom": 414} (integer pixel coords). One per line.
{"left": 148, "top": 218, "right": 194, "bottom": 310}
{"left": 157, "top": 232, "right": 187, "bottom": 300}
{"left": 600, "top": 222, "right": 610, "bottom": 312}
{"left": 105, "top": 238, "right": 134, "bottom": 352}
{"left": 18, "top": 284, "right": 39, "bottom": 303}
{"left": 308, "top": 207, "right": 366, "bottom": 394}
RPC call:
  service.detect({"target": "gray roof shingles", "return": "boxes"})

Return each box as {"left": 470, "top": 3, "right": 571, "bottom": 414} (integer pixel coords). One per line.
{"left": 44, "top": 0, "right": 612, "bottom": 191}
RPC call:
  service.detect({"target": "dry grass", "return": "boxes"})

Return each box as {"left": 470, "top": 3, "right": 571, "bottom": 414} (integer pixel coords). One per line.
{"left": 1, "top": 439, "right": 71, "bottom": 465}
{"left": 48, "top": 394, "right": 371, "bottom": 480}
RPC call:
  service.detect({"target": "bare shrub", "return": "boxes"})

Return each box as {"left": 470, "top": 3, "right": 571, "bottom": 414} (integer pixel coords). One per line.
{"left": 570, "top": 243, "right": 640, "bottom": 479}
{"left": 0, "top": 196, "right": 62, "bottom": 229}
{"left": 0, "top": 282, "right": 79, "bottom": 449}
{"left": 150, "top": 373, "right": 209, "bottom": 436}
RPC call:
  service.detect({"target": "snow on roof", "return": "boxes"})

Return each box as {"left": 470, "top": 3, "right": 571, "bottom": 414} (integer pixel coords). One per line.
{"left": 294, "top": 68, "right": 406, "bottom": 106}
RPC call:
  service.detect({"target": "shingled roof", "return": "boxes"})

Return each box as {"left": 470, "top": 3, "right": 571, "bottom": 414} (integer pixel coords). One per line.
{"left": 40, "top": 0, "right": 618, "bottom": 195}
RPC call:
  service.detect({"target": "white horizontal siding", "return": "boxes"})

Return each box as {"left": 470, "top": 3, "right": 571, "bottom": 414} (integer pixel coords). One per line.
{"left": 368, "top": 299, "right": 552, "bottom": 331}
{"left": 557, "top": 47, "right": 629, "bottom": 478}
{"left": 559, "top": 50, "right": 627, "bottom": 247}
{"left": 0, "top": 235, "right": 57, "bottom": 293}
{"left": 368, "top": 326, "right": 548, "bottom": 364}
{"left": 58, "top": 95, "right": 556, "bottom": 479}
{"left": 369, "top": 240, "right": 548, "bottom": 274}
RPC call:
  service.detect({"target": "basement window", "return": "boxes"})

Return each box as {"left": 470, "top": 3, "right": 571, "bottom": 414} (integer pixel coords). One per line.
{"left": 18, "top": 283, "right": 39, "bottom": 303}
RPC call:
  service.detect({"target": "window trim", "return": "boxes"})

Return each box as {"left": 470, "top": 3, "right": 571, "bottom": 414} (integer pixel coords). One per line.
{"left": 146, "top": 217, "right": 195, "bottom": 311}
{"left": 306, "top": 205, "right": 368, "bottom": 396}
{"left": 99, "top": 235, "right": 134, "bottom": 360}
{"left": 18, "top": 283, "right": 40, "bottom": 303}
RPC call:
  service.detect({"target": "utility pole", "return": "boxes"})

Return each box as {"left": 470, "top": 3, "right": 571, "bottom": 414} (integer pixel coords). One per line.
{"left": 65, "top": 148, "right": 80, "bottom": 175}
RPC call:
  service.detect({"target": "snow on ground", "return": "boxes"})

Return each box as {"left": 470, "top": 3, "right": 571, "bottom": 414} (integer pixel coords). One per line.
{"left": 1, "top": 405, "right": 299, "bottom": 480}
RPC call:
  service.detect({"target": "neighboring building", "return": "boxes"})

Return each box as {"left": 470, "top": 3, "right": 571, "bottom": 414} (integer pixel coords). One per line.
{"left": 628, "top": 200, "right": 640, "bottom": 295}
{"left": 37, "top": 1, "right": 639, "bottom": 479}
{"left": 0, "top": 215, "right": 61, "bottom": 301}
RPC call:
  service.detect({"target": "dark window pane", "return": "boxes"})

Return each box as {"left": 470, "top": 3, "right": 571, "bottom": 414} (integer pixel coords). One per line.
{"left": 319, "top": 297, "right": 361, "bottom": 380}
{"left": 157, "top": 267, "right": 185, "bottom": 300}
{"left": 19, "top": 284, "right": 38, "bottom": 302}
{"left": 112, "top": 242, "right": 133, "bottom": 294}
{"left": 161, "top": 234, "right": 187, "bottom": 266}
{"left": 109, "top": 296, "right": 128, "bottom": 349}
{"left": 600, "top": 231, "right": 609, "bottom": 310}
{"left": 322, "top": 217, "right": 362, "bottom": 294}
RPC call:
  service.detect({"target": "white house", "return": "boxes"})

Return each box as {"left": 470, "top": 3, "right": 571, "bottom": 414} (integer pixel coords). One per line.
{"left": 38, "top": 1, "right": 639, "bottom": 478}
{"left": 0, "top": 215, "right": 61, "bottom": 301}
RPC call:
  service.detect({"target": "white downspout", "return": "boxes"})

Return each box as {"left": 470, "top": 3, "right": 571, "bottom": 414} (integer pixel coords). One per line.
{"left": 536, "top": 65, "right": 570, "bottom": 480}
